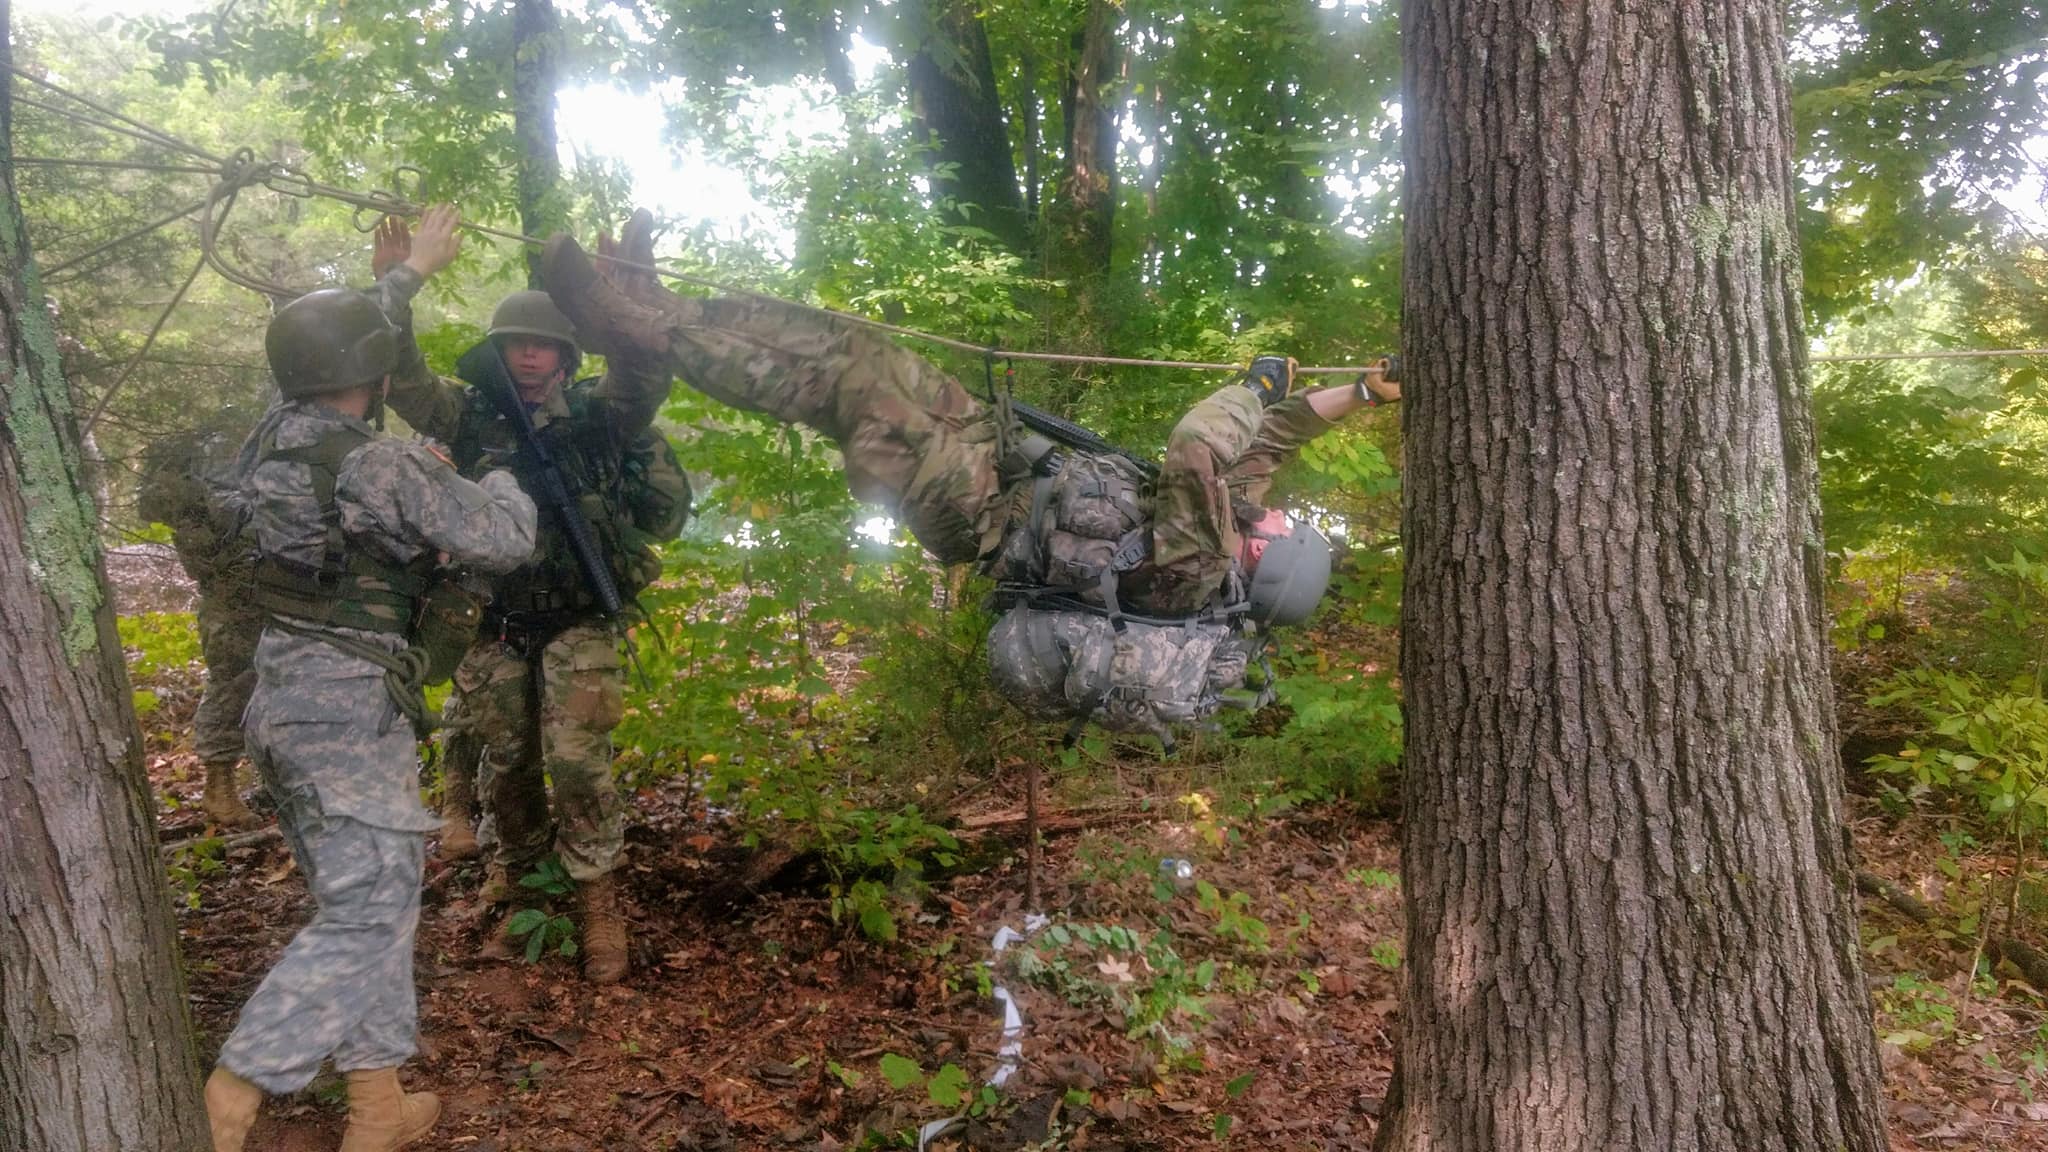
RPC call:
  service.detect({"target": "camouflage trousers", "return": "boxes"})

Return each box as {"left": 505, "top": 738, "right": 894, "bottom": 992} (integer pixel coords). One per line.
{"left": 447, "top": 621, "right": 625, "bottom": 882}
{"left": 659, "top": 296, "right": 1008, "bottom": 564}
{"left": 192, "top": 588, "right": 261, "bottom": 768}
{"left": 219, "top": 678, "right": 427, "bottom": 1092}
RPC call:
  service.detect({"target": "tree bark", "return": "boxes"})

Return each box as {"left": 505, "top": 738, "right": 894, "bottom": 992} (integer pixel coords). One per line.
{"left": 512, "top": 0, "right": 567, "bottom": 288}
{"left": 0, "top": 15, "right": 210, "bottom": 1150}
{"left": 1385, "top": 1, "right": 1890, "bottom": 1150}
{"left": 901, "top": 0, "right": 1030, "bottom": 254}
{"left": 1045, "top": 0, "right": 1119, "bottom": 304}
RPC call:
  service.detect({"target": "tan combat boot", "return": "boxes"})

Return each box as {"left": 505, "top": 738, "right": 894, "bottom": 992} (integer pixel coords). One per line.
{"left": 435, "top": 769, "right": 479, "bottom": 863}
{"left": 204, "top": 1066, "right": 263, "bottom": 1152}
{"left": 580, "top": 872, "right": 630, "bottom": 984}
{"left": 540, "top": 231, "right": 689, "bottom": 364}
{"left": 337, "top": 1067, "right": 441, "bottom": 1152}
{"left": 200, "top": 762, "right": 260, "bottom": 830}
{"left": 477, "top": 857, "right": 513, "bottom": 905}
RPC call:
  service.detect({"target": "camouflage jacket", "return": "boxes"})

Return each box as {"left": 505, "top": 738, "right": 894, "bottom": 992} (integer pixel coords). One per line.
{"left": 138, "top": 415, "right": 259, "bottom": 591}
{"left": 370, "top": 267, "right": 686, "bottom": 618}
{"left": 992, "top": 383, "right": 1337, "bottom": 619}
{"left": 239, "top": 400, "right": 538, "bottom": 826}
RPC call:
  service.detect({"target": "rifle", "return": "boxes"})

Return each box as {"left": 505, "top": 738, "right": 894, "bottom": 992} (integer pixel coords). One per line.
{"left": 1008, "top": 398, "right": 1160, "bottom": 480}
{"left": 455, "top": 337, "right": 625, "bottom": 619}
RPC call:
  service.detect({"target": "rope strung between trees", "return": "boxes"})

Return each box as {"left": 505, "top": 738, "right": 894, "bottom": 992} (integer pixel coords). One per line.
{"left": 14, "top": 63, "right": 2048, "bottom": 380}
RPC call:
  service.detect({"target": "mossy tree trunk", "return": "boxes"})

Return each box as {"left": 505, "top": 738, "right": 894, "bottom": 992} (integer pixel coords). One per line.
{"left": 1383, "top": 1, "right": 1891, "bottom": 1149}
{"left": 0, "top": 15, "right": 210, "bottom": 1150}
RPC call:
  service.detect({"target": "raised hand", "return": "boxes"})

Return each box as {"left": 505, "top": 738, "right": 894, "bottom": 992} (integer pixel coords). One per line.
{"left": 372, "top": 214, "right": 411, "bottom": 280}
{"left": 402, "top": 204, "right": 463, "bottom": 280}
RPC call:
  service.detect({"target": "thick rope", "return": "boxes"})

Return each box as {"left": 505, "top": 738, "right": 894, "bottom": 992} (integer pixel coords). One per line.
{"left": 14, "top": 63, "right": 2048, "bottom": 375}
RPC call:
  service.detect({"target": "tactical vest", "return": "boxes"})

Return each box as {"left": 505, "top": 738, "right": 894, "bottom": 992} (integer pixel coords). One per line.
{"left": 452, "top": 380, "right": 690, "bottom": 623}
{"left": 250, "top": 422, "right": 434, "bottom": 635}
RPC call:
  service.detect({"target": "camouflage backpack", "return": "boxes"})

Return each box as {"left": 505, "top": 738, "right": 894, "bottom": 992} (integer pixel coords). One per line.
{"left": 986, "top": 605, "right": 1268, "bottom": 752}
{"left": 985, "top": 449, "right": 1154, "bottom": 623}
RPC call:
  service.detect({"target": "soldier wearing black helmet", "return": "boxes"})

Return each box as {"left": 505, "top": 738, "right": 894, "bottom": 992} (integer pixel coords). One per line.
{"left": 204, "top": 227, "right": 538, "bottom": 1152}
{"left": 366, "top": 207, "right": 689, "bottom": 985}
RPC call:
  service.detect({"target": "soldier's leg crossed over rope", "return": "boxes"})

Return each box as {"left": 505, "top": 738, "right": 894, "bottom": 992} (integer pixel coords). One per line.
{"left": 544, "top": 237, "right": 1007, "bottom": 566}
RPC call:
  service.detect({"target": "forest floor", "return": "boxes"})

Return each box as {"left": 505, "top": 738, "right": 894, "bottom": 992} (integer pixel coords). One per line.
{"left": 127, "top": 574, "right": 2048, "bottom": 1151}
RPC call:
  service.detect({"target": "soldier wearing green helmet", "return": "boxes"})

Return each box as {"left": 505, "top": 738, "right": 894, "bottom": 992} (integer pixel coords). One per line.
{"left": 204, "top": 235, "right": 539, "bottom": 1152}
{"left": 366, "top": 206, "right": 690, "bottom": 985}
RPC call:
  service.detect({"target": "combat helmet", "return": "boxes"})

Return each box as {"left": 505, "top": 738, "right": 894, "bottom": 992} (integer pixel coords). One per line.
{"left": 488, "top": 290, "right": 581, "bottom": 374}
{"left": 1241, "top": 508, "right": 1332, "bottom": 627}
{"left": 265, "top": 290, "right": 398, "bottom": 398}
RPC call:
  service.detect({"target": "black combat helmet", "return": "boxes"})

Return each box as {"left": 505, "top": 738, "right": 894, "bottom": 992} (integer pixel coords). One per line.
{"left": 265, "top": 289, "right": 399, "bottom": 398}
{"left": 488, "top": 290, "right": 581, "bottom": 375}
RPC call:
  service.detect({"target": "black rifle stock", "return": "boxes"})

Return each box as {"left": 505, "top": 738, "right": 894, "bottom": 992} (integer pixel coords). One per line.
{"left": 455, "top": 338, "right": 625, "bottom": 618}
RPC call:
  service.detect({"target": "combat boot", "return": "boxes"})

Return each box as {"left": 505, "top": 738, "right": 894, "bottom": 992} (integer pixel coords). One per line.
{"left": 580, "top": 872, "right": 630, "bottom": 984}
{"left": 204, "top": 1065, "right": 262, "bottom": 1152}
{"left": 435, "top": 771, "right": 479, "bottom": 863}
{"left": 540, "top": 231, "right": 687, "bottom": 364}
{"left": 337, "top": 1067, "right": 440, "bottom": 1152}
{"left": 200, "top": 762, "right": 260, "bottom": 830}
{"left": 477, "top": 859, "right": 511, "bottom": 906}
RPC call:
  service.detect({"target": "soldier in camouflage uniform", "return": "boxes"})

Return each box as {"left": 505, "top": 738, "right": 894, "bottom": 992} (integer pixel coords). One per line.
{"left": 137, "top": 413, "right": 265, "bottom": 829}
{"left": 538, "top": 226, "right": 1398, "bottom": 621}
{"left": 203, "top": 213, "right": 538, "bottom": 1152}
{"left": 367, "top": 211, "right": 689, "bottom": 984}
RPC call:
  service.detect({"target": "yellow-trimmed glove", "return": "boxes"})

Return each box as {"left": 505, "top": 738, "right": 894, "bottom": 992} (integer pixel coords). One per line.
{"left": 1244, "top": 355, "right": 1297, "bottom": 407}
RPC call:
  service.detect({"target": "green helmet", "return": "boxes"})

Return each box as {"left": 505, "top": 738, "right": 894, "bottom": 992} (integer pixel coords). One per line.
{"left": 265, "top": 289, "right": 398, "bottom": 398}
{"left": 488, "top": 290, "right": 581, "bottom": 373}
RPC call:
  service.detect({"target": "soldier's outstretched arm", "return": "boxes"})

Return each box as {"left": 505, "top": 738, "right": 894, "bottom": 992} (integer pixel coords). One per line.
{"left": 339, "top": 442, "right": 538, "bottom": 575}
{"left": 1225, "top": 359, "right": 1396, "bottom": 505}
{"left": 366, "top": 208, "right": 471, "bottom": 441}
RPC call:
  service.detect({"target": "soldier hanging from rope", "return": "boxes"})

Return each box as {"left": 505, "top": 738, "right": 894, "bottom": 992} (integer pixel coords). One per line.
{"left": 536, "top": 211, "right": 1401, "bottom": 750}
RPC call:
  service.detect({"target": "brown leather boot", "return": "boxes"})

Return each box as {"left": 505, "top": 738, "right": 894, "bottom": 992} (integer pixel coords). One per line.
{"left": 200, "top": 762, "right": 260, "bottom": 830}
{"left": 580, "top": 873, "right": 630, "bottom": 985}
{"left": 435, "top": 768, "right": 479, "bottom": 863}
{"left": 205, "top": 1066, "right": 263, "bottom": 1152}
{"left": 540, "top": 231, "right": 686, "bottom": 364}
{"left": 337, "top": 1067, "right": 441, "bottom": 1152}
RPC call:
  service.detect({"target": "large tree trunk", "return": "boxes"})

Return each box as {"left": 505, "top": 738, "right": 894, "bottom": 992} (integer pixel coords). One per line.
{"left": 1383, "top": 2, "right": 1890, "bottom": 1150}
{"left": 901, "top": 0, "right": 1030, "bottom": 254}
{"left": 512, "top": 0, "right": 566, "bottom": 288}
{"left": 1045, "top": 0, "right": 1118, "bottom": 306}
{"left": 0, "top": 16, "right": 210, "bottom": 1151}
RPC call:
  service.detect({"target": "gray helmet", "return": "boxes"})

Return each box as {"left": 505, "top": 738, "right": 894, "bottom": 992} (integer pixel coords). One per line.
{"left": 265, "top": 289, "right": 398, "bottom": 398}
{"left": 1243, "top": 512, "right": 1331, "bottom": 627}
{"left": 488, "top": 290, "right": 581, "bottom": 373}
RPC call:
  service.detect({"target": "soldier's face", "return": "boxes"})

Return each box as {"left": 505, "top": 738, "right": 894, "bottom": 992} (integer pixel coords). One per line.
{"left": 504, "top": 336, "right": 567, "bottom": 402}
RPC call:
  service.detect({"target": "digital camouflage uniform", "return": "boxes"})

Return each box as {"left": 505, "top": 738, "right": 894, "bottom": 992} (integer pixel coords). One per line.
{"left": 371, "top": 266, "right": 681, "bottom": 886}
{"left": 602, "top": 293, "right": 1338, "bottom": 608}
{"left": 216, "top": 400, "right": 536, "bottom": 1094}
{"left": 137, "top": 418, "right": 265, "bottom": 822}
